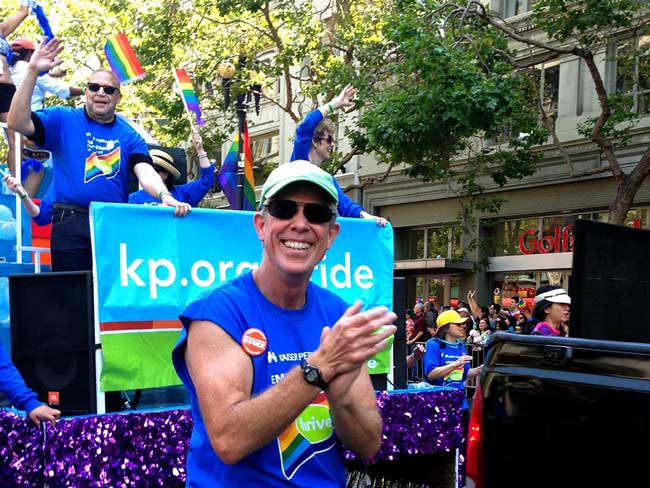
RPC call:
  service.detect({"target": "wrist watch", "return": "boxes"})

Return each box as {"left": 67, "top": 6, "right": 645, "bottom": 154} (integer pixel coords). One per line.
{"left": 301, "top": 359, "right": 328, "bottom": 390}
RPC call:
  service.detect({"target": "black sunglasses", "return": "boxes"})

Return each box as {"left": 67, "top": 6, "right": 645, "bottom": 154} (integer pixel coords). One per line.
{"left": 86, "top": 82, "right": 120, "bottom": 95}
{"left": 265, "top": 199, "right": 335, "bottom": 224}
{"left": 316, "top": 135, "right": 334, "bottom": 144}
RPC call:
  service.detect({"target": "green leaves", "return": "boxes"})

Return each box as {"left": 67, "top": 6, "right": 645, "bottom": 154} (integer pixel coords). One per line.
{"left": 532, "top": 0, "right": 641, "bottom": 46}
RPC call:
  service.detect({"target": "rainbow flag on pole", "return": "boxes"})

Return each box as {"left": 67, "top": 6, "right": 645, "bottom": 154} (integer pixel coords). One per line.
{"left": 217, "top": 120, "right": 256, "bottom": 210}
{"left": 103, "top": 33, "right": 145, "bottom": 84}
{"left": 173, "top": 68, "right": 204, "bottom": 126}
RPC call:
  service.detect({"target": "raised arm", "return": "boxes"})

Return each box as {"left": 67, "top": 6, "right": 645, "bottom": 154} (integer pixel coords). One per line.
{"left": 467, "top": 290, "right": 482, "bottom": 320}
{"left": 8, "top": 38, "right": 64, "bottom": 137}
{"left": 0, "top": 4, "right": 29, "bottom": 39}
{"left": 319, "top": 83, "right": 358, "bottom": 117}
{"left": 173, "top": 129, "right": 215, "bottom": 206}
{"left": 192, "top": 129, "right": 212, "bottom": 170}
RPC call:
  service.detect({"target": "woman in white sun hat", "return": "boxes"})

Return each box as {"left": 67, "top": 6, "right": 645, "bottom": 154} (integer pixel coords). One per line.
{"left": 531, "top": 285, "right": 571, "bottom": 337}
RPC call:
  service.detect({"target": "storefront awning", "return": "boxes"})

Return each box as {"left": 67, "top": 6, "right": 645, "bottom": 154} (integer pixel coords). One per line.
{"left": 394, "top": 258, "right": 475, "bottom": 273}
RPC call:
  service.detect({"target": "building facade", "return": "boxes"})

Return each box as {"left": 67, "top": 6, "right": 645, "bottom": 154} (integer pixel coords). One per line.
{"left": 212, "top": 1, "right": 650, "bottom": 311}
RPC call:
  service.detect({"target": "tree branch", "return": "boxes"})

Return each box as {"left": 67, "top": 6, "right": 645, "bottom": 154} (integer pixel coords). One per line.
{"left": 535, "top": 86, "right": 577, "bottom": 176}
{"left": 341, "top": 161, "right": 395, "bottom": 192}
{"left": 629, "top": 144, "right": 650, "bottom": 188}
{"left": 570, "top": 165, "right": 612, "bottom": 178}
{"left": 261, "top": 1, "right": 295, "bottom": 117}
{"left": 581, "top": 52, "right": 625, "bottom": 182}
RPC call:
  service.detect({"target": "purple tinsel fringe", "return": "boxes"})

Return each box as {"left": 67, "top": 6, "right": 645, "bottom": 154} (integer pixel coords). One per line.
{"left": 0, "top": 389, "right": 463, "bottom": 487}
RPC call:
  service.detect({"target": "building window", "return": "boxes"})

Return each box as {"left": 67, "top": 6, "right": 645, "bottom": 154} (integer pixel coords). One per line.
{"left": 395, "top": 229, "right": 425, "bottom": 260}
{"left": 593, "top": 207, "right": 649, "bottom": 229}
{"left": 493, "top": 218, "right": 539, "bottom": 256}
{"left": 528, "top": 63, "right": 560, "bottom": 128}
{"left": 497, "top": 0, "right": 534, "bottom": 18}
{"left": 493, "top": 208, "right": 650, "bottom": 257}
{"left": 250, "top": 132, "right": 279, "bottom": 182}
{"left": 395, "top": 226, "right": 461, "bottom": 260}
{"left": 616, "top": 30, "right": 650, "bottom": 114}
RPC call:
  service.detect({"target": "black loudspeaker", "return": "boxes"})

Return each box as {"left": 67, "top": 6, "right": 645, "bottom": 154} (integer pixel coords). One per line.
{"left": 571, "top": 219, "right": 650, "bottom": 342}
{"left": 392, "top": 277, "right": 407, "bottom": 389}
{"left": 9, "top": 271, "right": 98, "bottom": 415}
{"left": 129, "top": 145, "right": 188, "bottom": 193}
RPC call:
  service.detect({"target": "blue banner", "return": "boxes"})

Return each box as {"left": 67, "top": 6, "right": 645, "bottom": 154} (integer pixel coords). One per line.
{"left": 91, "top": 203, "right": 394, "bottom": 389}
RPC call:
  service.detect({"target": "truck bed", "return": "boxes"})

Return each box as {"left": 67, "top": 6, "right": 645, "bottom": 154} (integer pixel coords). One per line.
{"left": 471, "top": 332, "right": 650, "bottom": 487}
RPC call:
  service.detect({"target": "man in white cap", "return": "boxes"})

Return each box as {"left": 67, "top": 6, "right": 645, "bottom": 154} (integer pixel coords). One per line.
{"left": 172, "top": 160, "right": 396, "bottom": 487}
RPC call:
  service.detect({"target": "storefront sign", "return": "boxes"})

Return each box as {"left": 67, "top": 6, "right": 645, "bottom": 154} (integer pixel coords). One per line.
{"left": 518, "top": 224, "right": 574, "bottom": 255}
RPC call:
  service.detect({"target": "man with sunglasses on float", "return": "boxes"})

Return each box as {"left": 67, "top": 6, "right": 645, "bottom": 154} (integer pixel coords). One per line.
{"left": 291, "top": 84, "right": 387, "bottom": 226}
{"left": 7, "top": 38, "right": 190, "bottom": 272}
{"left": 172, "top": 160, "right": 396, "bottom": 486}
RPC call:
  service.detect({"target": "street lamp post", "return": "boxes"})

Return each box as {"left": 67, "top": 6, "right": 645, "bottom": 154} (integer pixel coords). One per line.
{"left": 235, "top": 60, "right": 248, "bottom": 211}
{"left": 217, "top": 56, "right": 251, "bottom": 211}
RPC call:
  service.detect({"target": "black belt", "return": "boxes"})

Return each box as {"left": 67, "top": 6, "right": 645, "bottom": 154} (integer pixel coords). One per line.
{"left": 53, "top": 203, "right": 89, "bottom": 214}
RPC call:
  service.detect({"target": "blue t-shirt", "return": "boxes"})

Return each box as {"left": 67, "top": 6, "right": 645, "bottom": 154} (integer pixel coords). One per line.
{"left": 0, "top": 342, "right": 41, "bottom": 415}
{"left": 423, "top": 338, "right": 470, "bottom": 410}
{"left": 172, "top": 271, "right": 349, "bottom": 487}
{"left": 33, "top": 107, "right": 150, "bottom": 207}
{"left": 129, "top": 164, "right": 215, "bottom": 206}
{"left": 290, "top": 109, "right": 364, "bottom": 218}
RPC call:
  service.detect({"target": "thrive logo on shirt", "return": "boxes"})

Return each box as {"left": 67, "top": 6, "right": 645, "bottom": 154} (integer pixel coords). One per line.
{"left": 277, "top": 392, "right": 336, "bottom": 480}
{"left": 84, "top": 136, "right": 121, "bottom": 182}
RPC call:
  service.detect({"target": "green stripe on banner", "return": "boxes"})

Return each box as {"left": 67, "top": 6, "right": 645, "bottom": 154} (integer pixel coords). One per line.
{"left": 100, "top": 331, "right": 183, "bottom": 392}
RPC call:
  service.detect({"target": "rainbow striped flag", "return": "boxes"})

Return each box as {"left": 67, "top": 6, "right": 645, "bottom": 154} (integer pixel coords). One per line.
{"left": 217, "top": 120, "right": 256, "bottom": 210}
{"left": 103, "top": 33, "right": 145, "bottom": 84}
{"left": 174, "top": 68, "right": 204, "bottom": 126}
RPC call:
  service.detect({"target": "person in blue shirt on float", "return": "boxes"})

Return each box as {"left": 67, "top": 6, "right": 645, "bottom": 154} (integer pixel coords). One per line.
{"left": 290, "top": 84, "right": 387, "bottom": 226}
{"left": 0, "top": 342, "right": 60, "bottom": 427}
{"left": 129, "top": 129, "right": 215, "bottom": 206}
{"left": 4, "top": 130, "right": 214, "bottom": 224}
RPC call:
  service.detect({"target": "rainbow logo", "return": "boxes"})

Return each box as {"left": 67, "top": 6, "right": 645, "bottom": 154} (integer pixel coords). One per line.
{"left": 277, "top": 393, "right": 337, "bottom": 480}
{"left": 85, "top": 147, "right": 121, "bottom": 182}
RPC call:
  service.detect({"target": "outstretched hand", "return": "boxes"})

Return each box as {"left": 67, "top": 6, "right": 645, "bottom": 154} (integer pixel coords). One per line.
{"left": 333, "top": 84, "right": 358, "bottom": 111}
{"left": 29, "top": 37, "right": 65, "bottom": 73}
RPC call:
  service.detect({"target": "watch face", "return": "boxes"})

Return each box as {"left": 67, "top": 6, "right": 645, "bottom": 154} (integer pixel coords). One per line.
{"left": 306, "top": 369, "right": 319, "bottom": 382}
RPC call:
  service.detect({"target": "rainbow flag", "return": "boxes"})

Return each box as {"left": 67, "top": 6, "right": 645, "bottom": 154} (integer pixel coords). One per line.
{"left": 174, "top": 68, "right": 204, "bottom": 126}
{"left": 103, "top": 33, "right": 145, "bottom": 84}
{"left": 217, "top": 120, "right": 256, "bottom": 210}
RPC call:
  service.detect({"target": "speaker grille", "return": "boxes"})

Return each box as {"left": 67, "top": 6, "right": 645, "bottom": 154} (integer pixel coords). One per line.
{"left": 9, "top": 271, "right": 97, "bottom": 414}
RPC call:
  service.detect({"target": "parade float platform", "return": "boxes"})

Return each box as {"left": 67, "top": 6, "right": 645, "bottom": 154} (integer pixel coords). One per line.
{"left": 1, "top": 387, "right": 463, "bottom": 488}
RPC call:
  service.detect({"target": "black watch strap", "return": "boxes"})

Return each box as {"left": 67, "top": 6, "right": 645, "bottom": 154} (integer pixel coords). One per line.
{"left": 301, "top": 359, "right": 328, "bottom": 390}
